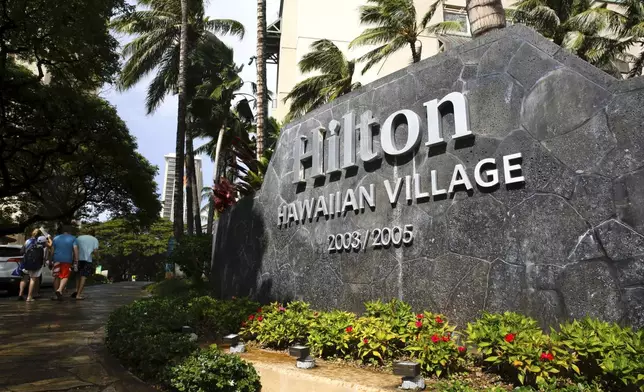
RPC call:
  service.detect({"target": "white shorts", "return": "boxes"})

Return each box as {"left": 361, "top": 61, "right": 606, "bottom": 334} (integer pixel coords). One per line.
{"left": 22, "top": 268, "right": 42, "bottom": 278}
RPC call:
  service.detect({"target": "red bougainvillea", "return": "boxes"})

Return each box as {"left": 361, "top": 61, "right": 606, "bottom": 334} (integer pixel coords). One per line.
{"left": 505, "top": 333, "right": 515, "bottom": 343}
{"left": 212, "top": 177, "right": 237, "bottom": 212}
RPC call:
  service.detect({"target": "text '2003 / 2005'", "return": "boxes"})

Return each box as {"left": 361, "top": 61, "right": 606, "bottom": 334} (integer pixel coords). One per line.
{"left": 327, "top": 225, "right": 414, "bottom": 253}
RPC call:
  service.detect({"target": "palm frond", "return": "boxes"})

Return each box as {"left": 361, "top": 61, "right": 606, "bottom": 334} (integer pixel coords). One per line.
{"left": 356, "top": 37, "right": 408, "bottom": 74}
{"left": 299, "top": 40, "right": 349, "bottom": 76}
{"left": 204, "top": 19, "right": 246, "bottom": 39}
{"left": 420, "top": 0, "right": 444, "bottom": 29}
{"left": 349, "top": 27, "right": 400, "bottom": 48}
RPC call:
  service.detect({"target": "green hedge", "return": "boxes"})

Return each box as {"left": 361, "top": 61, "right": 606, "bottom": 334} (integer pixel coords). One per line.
{"left": 106, "top": 294, "right": 260, "bottom": 389}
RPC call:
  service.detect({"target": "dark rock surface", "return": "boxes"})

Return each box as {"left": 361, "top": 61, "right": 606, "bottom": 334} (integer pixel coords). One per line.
{"left": 212, "top": 25, "right": 644, "bottom": 329}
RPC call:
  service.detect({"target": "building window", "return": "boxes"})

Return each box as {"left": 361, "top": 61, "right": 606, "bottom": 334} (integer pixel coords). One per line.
{"left": 443, "top": 7, "right": 470, "bottom": 36}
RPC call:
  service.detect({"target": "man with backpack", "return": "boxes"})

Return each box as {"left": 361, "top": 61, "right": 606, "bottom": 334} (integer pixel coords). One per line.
{"left": 18, "top": 229, "right": 51, "bottom": 302}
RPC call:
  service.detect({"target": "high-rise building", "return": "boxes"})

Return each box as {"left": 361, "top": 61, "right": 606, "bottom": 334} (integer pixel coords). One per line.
{"left": 161, "top": 153, "right": 206, "bottom": 226}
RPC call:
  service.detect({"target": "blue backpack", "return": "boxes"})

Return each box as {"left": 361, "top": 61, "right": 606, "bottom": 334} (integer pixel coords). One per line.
{"left": 22, "top": 238, "right": 44, "bottom": 271}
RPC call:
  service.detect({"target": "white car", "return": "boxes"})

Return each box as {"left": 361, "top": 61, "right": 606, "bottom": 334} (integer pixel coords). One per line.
{"left": 0, "top": 245, "right": 54, "bottom": 295}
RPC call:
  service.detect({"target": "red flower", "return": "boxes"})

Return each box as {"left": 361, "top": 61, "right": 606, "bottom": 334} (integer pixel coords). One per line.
{"left": 540, "top": 352, "right": 554, "bottom": 361}
{"left": 458, "top": 346, "right": 466, "bottom": 353}
{"left": 416, "top": 313, "right": 424, "bottom": 319}
{"left": 257, "top": 315, "right": 263, "bottom": 322}
{"left": 431, "top": 334, "right": 440, "bottom": 344}
{"left": 435, "top": 316, "right": 443, "bottom": 324}
{"left": 257, "top": 308, "right": 263, "bottom": 313}
{"left": 415, "top": 320, "right": 423, "bottom": 328}
{"left": 241, "top": 321, "right": 247, "bottom": 327}
{"left": 248, "top": 314, "right": 255, "bottom": 321}
{"left": 363, "top": 338, "right": 369, "bottom": 344}
{"left": 504, "top": 333, "right": 515, "bottom": 343}
{"left": 278, "top": 306, "right": 286, "bottom": 312}
{"left": 346, "top": 326, "right": 353, "bottom": 333}
{"left": 442, "top": 336, "right": 450, "bottom": 342}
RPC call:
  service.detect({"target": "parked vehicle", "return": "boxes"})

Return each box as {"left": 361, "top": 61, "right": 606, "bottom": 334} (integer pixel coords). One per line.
{"left": 0, "top": 245, "right": 53, "bottom": 295}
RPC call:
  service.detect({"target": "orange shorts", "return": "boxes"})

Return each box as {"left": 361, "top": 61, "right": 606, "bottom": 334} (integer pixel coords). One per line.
{"left": 52, "top": 263, "right": 72, "bottom": 279}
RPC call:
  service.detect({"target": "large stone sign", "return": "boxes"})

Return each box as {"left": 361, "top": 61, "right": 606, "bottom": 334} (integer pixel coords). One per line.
{"left": 212, "top": 25, "right": 644, "bottom": 329}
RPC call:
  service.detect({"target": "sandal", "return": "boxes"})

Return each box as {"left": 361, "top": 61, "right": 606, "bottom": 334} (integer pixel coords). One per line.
{"left": 75, "top": 296, "right": 85, "bottom": 300}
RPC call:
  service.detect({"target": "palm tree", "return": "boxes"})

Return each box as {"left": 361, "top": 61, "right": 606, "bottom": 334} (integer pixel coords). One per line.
{"left": 509, "top": 0, "right": 627, "bottom": 74}
{"left": 349, "top": 0, "right": 459, "bottom": 74}
{"left": 466, "top": 0, "right": 506, "bottom": 37}
{"left": 110, "top": 0, "right": 244, "bottom": 237}
{"left": 284, "top": 40, "right": 362, "bottom": 122}
{"left": 256, "top": 0, "right": 267, "bottom": 161}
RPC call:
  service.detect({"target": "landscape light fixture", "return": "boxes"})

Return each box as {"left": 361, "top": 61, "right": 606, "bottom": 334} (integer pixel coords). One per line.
{"left": 223, "top": 334, "right": 246, "bottom": 353}
{"left": 393, "top": 361, "right": 425, "bottom": 390}
{"left": 288, "top": 344, "right": 315, "bottom": 369}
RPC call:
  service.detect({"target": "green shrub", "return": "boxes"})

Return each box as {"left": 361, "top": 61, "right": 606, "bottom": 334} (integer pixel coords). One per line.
{"left": 241, "top": 301, "right": 314, "bottom": 349}
{"left": 167, "top": 235, "right": 212, "bottom": 281}
{"left": 552, "top": 318, "right": 644, "bottom": 391}
{"left": 307, "top": 310, "right": 357, "bottom": 358}
{"left": 188, "top": 296, "right": 259, "bottom": 338}
{"left": 169, "top": 346, "right": 261, "bottom": 392}
{"left": 145, "top": 278, "right": 206, "bottom": 298}
{"left": 405, "top": 312, "right": 465, "bottom": 377}
{"left": 466, "top": 312, "right": 576, "bottom": 386}
{"left": 106, "top": 297, "right": 196, "bottom": 381}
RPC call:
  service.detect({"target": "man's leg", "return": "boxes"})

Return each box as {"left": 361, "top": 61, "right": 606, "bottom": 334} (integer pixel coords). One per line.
{"left": 18, "top": 277, "right": 27, "bottom": 299}
{"left": 27, "top": 276, "right": 38, "bottom": 301}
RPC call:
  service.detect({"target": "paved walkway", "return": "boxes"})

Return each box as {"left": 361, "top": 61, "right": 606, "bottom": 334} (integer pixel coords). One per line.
{"left": 0, "top": 282, "right": 156, "bottom": 392}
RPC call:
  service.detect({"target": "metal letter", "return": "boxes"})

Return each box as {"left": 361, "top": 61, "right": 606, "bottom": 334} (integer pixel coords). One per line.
{"left": 413, "top": 173, "right": 430, "bottom": 201}
{"left": 342, "top": 189, "right": 359, "bottom": 212}
{"left": 448, "top": 164, "right": 474, "bottom": 194}
{"left": 405, "top": 175, "right": 413, "bottom": 202}
{"left": 329, "top": 193, "right": 335, "bottom": 217}
{"left": 431, "top": 170, "right": 447, "bottom": 196}
{"left": 358, "top": 111, "right": 380, "bottom": 162}
{"left": 277, "top": 204, "right": 286, "bottom": 227}
{"left": 503, "top": 153, "right": 525, "bottom": 184}
{"left": 381, "top": 110, "right": 422, "bottom": 156}
{"left": 475, "top": 158, "right": 499, "bottom": 188}
{"left": 342, "top": 112, "right": 357, "bottom": 169}
{"left": 358, "top": 184, "right": 375, "bottom": 210}
{"left": 425, "top": 92, "right": 472, "bottom": 147}
{"left": 287, "top": 203, "right": 299, "bottom": 223}
{"left": 292, "top": 127, "right": 325, "bottom": 184}
{"left": 314, "top": 195, "right": 329, "bottom": 217}
{"left": 296, "top": 198, "right": 315, "bottom": 222}
{"left": 384, "top": 178, "right": 404, "bottom": 204}
{"left": 327, "top": 120, "right": 341, "bottom": 173}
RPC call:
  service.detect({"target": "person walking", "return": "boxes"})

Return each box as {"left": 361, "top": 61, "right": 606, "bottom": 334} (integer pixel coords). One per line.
{"left": 72, "top": 228, "right": 99, "bottom": 300}
{"left": 18, "top": 229, "right": 51, "bottom": 302}
{"left": 51, "top": 225, "right": 78, "bottom": 300}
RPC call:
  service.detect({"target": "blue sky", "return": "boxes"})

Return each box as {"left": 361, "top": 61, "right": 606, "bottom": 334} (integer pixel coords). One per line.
{"left": 102, "top": 0, "right": 280, "bottom": 206}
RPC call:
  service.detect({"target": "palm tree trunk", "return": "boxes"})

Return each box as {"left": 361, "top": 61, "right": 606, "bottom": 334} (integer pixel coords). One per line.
{"left": 212, "top": 123, "right": 226, "bottom": 184}
{"left": 206, "top": 198, "right": 214, "bottom": 235}
{"left": 173, "top": 0, "right": 190, "bottom": 239}
{"left": 466, "top": 0, "right": 506, "bottom": 38}
{"left": 256, "top": 0, "right": 267, "bottom": 160}
{"left": 410, "top": 41, "right": 421, "bottom": 63}
{"left": 185, "top": 130, "right": 196, "bottom": 235}
{"left": 192, "top": 158, "right": 202, "bottom": 235}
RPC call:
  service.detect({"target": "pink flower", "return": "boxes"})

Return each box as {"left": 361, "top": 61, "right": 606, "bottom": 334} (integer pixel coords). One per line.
{"left": 257, "top": 315, "right": 263, "bottom": 322}
{"left": 363, "top": 338, "right": 369, "bottom": 344}
{"left": 248, "top": 314, "right": 255, "bottom": 321}
{"left": 540, "top": 352, "right": 554, "bottom": 361}
{"left": 278, "top": 306, "right": 286, "bottom": 312}
{"left": 435, "top": 316, "right": 443, "bottom": 324}
{"left": 442, "top": 336, "right": 449, "bottom": 342}
{"left": 505, "top": 333, "right": 515, "bottom": 343}
{"left": 416, "top": 313, "right": 424, "bottom": 319}
{"left": 431, "top": 334, "right": 440, "bottom": 344}
{"left": 415, "top": 320, "right": 423, "bottom": 328}
{"left": 458, "top": 346, "right": 466, "bottom": 353}
{"left": 346, "top": 326, "right": 353, "bottom": 333}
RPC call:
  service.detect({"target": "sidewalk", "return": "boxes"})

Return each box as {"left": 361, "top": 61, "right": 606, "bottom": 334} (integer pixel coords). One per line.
{"left": 0, "top": 282, "right": 156, "bottom": 392}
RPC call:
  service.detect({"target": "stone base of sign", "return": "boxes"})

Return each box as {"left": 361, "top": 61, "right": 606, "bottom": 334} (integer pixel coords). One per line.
{"left": 296, "top": 356, "right": 316, "bottom": 369}
{"left": 400, "top": 376, "right": 425, "bottom": 390}
{"left": 229, "top": 343, "right": 246, "bottom": 354}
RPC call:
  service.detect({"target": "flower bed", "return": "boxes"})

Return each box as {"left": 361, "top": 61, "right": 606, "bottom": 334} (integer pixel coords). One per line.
{"left": 240, "top": 299, "right": 644, "bottom": 392}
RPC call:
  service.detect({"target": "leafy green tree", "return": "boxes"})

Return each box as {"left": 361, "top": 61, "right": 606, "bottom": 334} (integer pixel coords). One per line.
{"left": 349, "top": 0, "right": 459, "bottom": 74}
{"left": 284, "top": 40, "right": 361, "bottom": 122}
{"left": 110, "top": 0, "right": 244, "bottom": 237}
{"left": 0, "top": 61, "right": 160, "bottom": 235}
{"left": 89, "top": 218, "right": 173, "bottom": 281}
